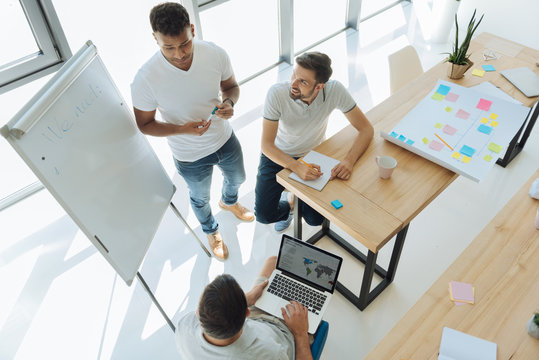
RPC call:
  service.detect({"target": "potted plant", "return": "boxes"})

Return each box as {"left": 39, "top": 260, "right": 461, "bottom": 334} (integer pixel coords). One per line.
{"left": 527, "top": 312, "right": 539, "bottom": 339}
{"left": 445, "top": 9, "right": 484, "bottom": 79}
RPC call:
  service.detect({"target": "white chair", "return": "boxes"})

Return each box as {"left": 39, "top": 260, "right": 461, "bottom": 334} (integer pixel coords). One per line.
{"left": 388, "top": 45, "right": 424, "bottom": 94}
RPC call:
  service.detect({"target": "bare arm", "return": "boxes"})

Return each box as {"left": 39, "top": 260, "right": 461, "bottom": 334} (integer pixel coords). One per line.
{"left": 282, "top": 301, "right": 313, "bottom": 360}
{"left": 133, "top": 107, "right": 210, "bottom": 137}
{"left": 330, "top": 105, "right": 374, "bottom": 180}
{"left": 261, "top": 119, "right": 322, "bottom": 181}
{"left": 214, "top": 75, "right": 240, "bottom": 120}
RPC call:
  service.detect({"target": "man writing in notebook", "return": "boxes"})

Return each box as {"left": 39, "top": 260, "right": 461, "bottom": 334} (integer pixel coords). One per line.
{"left": 176, "top": 257, "right": 313, "bottom": 359}
{"left": 131, "top": 2, "right": 253, "bottom": 261}
{"left": 255, "top": 52, "right": 374, "bottom": 231}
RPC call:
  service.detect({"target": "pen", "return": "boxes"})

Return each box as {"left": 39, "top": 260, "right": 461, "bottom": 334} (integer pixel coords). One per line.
{"left": 207, "top": 106, "right": 218, "bottom": 122}
{"left": 299, "top": 158, "right": 321, "bottom": 173}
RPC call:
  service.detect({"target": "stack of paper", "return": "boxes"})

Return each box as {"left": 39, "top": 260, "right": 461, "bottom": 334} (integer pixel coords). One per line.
{"left": 448, "top": 281, "right": 474, "bottom": 305}
{"left": 438, "top": 327, "right": 497, "bottom": 360}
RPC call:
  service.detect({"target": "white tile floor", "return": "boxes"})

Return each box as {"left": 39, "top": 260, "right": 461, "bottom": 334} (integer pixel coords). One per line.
{"left": 1, "top": 1, "right": 538, "bottom": 359}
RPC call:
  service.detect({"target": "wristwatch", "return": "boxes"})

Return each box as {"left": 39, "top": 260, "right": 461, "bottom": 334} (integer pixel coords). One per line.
{"left": 223, "top": 98, "right": 235, "bottom": 108}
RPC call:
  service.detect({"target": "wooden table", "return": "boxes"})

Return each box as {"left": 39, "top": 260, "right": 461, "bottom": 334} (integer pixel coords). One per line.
{"left": 365, "top": 169, "right": 539, "bottom": 359}
{"left": 276, "top": 33, "right": 539, "bottom": 310}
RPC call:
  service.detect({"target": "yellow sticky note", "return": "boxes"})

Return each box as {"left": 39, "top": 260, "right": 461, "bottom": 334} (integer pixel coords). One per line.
{"left": 488, "top": 142, "right": 503, "bottom": 153}
{"left": 472, "top": 68, "right": 485, "bottom": 77}
{"left": 445, "top": 106, "right": 452, "bottom": 112}
{"left": 435, "top": 123, "right": 443, "bottom": 129}
{"left": 422, "top": 137, "right": 430, "bottom": 144}
{"left": 489, "top": 113, "right": 498, "bottom": 120}
{"left": 452, "top": 152, "right": 461, "bottom": 159}
{"left": 461, "top": 156, "right": 471, "bottom": 163}
{"left": 491, "top": 121, "right": 498, "bottom": 127}
{"left": 484, "top": 155, "right": 493, "bottom": 162}
{"left": 480, "top": 117, "right": 488, "bottom": 124}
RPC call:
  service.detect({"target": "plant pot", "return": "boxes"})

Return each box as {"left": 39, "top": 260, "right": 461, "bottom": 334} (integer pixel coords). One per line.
{"left": 527, "top": 315, "right": 539, "bottom": 339}
{"left": 447, "top": 59, "right": 474, "bottom": 80}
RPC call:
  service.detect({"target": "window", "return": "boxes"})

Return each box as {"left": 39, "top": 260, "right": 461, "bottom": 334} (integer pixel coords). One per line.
{"left": 0, "top": 0, "right": 71, "bottom": 95}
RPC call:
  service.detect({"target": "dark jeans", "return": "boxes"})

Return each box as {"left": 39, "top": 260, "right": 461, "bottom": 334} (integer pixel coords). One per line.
{"left": 254, "top": 153, "right": 324, "bottom": 226}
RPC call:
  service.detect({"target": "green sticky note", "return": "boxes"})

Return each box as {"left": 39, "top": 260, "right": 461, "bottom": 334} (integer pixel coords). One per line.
{"left": 431, "top": 92, "right": 444, "bottom": 101}
{"left": 484, "top": 155, "right": 493, "bottom": 162}
{"left": 488, "top": 142, "right": 503, "bottom": 153}
{"left": 422, "top": 137, "right": 430, "bottom": 144}
{"left": 445, "top": 106, "right": 452, "bottom": 112}
{"left": 435, "top": 123, "right": 443, "bottom": 129}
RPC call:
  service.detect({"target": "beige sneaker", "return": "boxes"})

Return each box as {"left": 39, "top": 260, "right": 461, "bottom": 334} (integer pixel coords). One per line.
{"left": 218, "top": 200, "right": 255, "bottom": 222}
{"left": 207, "top": 232, "right": 229, "bottom": 260}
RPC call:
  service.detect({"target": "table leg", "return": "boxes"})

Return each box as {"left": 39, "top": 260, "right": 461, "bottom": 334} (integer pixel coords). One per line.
{"left": 293, "top": 195, "right": 302, "bottom": 239}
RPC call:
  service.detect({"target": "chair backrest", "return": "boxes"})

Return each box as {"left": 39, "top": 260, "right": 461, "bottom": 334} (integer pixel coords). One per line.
{"left": 310, "top": 320, "right": 329, "bottom": 360}
{"left": 388, "top": 45, "right": 424, "bottom": 94}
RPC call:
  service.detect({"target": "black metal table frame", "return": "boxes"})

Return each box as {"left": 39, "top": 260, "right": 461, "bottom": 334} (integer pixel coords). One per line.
{"left": 293, "top": 197, "right": 409, "bottom": 311}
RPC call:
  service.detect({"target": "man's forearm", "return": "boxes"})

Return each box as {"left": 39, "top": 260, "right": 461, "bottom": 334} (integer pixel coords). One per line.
{"left": 138, "top": 119, "right": 184, "bottom": 137}
{"left": 221, "top": 84, "right": 240, "bottom": 106}
{"left": 344, "top": 125, "right": 374, "bottom": 165}
{"left": 294, "top": 333, "right": 313, "bottom": 360}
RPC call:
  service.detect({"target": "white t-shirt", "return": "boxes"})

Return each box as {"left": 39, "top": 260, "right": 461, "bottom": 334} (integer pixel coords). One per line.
{"left": 263, "top": 80, "right": 356, "bottom": 157}
{"left": 131, "top": 39, "right": 233, "bottom": 162}
{"left": 176, "top": 312, "right": 294, "bottom": 359}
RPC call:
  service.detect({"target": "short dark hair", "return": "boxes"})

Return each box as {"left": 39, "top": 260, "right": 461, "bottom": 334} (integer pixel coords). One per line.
{"left": 198, "top": 274, "right": 247, "bottom": 340}
{"left": 150, "top": 2, "right": 190, "bottom": 36}
{"left": 295, "top": 52, "right": 333, "bottom": 84}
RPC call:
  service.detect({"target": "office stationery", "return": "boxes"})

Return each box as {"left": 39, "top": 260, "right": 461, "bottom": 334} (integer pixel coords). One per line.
{"left": 255, "top": 234, "right": 343, "bottom": 334}
{"left": 289, "top": 150, "right": 339, "bottom": 191}
{"left": 500, "top": 67, "right": 539, "bottom": 97}
{"left": 448, "top": 281, "right": 474, "bottom": 304}
{"left": 472, "top": 68, "right": 485, "bottom": 77}
{"left": 331, "top": 199, "right": 343, "bottom": 209}
{"left": 381, "top": 79, "right": 529, "bottom": 181}
{"left": 481, "top": 64, "right": 496, "bottom": 71}
{"left": 300, "top": 158, "right": 321, "bottom": 172}
{"left": 438, "top": 327, "right": 496, "bottom": 360}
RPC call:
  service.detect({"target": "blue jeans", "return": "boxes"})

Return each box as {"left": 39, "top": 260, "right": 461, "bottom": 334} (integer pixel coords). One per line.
{"left": 174, "top": 132, "right": 246, "bottom": 234}
{"left": 255, "top": 153, "right": 324, "bottom": 226}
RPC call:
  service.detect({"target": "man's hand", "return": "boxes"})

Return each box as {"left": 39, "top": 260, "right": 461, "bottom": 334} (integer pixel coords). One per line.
{"left": 293, "top": 160, "right": 322, "bottom": 181}
{"left": 330, "top": 159, "right": 353, "bottom": 180}
{"left": 281, "top": 301, "right": 309, "bottom": 336}
{"left": 181, "top": 119, "right": 211, "bottom": 136}
{"left": 244, "top": 279, "right": 269, "bottom": 307}
{"left": 215, "top": 101, "right": 234, "bottom": 120}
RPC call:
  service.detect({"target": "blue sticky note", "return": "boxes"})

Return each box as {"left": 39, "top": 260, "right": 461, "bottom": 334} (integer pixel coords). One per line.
{"left": 398, "top": 135, "right": 406, "bottom": 141}
{"left": 436, "top": 84, "right": 451, "bottom": 96}
{"left": 331, "top": 199, "right": 343, "bottom": 209}
{"left": 482, "top": 64, "right": 496, "bottom": 72}
{"left": 390, "top": 131, "right": 398, "bottom": 138}
{"left": 460, "top": 145, "right": 476, "bottom": 157}
{"left": 406, "top": 139, "right": 415, "bottom": 145}
{"left": 478, "top": 124, "right": 492, "bottom": 135}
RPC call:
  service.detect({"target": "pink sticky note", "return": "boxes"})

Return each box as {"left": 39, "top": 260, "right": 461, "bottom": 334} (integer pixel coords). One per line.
{"left": 443, "top": 124, "right": 457, "bottom": 135}
{"left": 450, "top": 281, "right": 474, "bottom": 303}
{"left": 455, "top": 109, "right": 470, "bottom": 120}
{"left": 429, "top": 140, "right": 444, "bottom": 151}
{"left": 445, "top": 92, "right": 459, "bottom": 102}
{"left": 477, "top": 98, "right": 492, "bottom": 111}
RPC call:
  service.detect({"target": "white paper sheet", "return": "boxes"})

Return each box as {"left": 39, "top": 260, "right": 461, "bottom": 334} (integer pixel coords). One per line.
{"left": 288, "top": 150, "right": 340, "bottom": 191}
{"left": 438, "top": 327, "right": 497, "bottom": 360}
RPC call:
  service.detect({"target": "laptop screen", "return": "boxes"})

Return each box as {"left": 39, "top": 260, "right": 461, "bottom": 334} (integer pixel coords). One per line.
{"left": 276, "top": 235, "right": 343, "bottom": 292}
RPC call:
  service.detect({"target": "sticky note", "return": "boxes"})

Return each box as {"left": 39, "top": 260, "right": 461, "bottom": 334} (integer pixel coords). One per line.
{"left": 443, "top": 124, "right": 457, "bottom": 135}
{"left": 461, "top": 156, "right": 471, "bottom": 163}
{"left": 445, "top": 92, "right": 459, "bottom": 102}
{"left": 449, "top": 281, "right": 474, "bottom": 304}
{"left": 472, "top": 68, "right": 485, "bottom": 77}
{"left": 436, "top": 84, "right": 451, "bottom": 96}
{"left": 490, "top": 121, "right": 498, "bottom": 127}
{"left": 422, "top": 137, "right": 430, "bottom": 144}
{"left": 482, "top": 64, "right": 496, "bottom": 71}
{"left": 431, "top": 92, "right": 445, "bottom": 101}
{"left": 478, "top": 124, "right": 492, "bottom": 135}
{"left": 398, "top": 135, "right": 406, "bottom": 141}
{"left": 331, "top": 199, "right": 343, "bottom": 209}
{"left": 477, "top": 98, "right": 493, "bottom": 111}
{"left": 480, "top": 117, "right": 488, "bottom": 124}
{"left": 445, "top": 106, "right": 452, "bottom": 112}
{"left": 406, "top": 139, "right": 415, "bottom": 145}
{"left": 452, "top": 152, "right": 461, "bottom": 159}
{"left": 455, "top": 109, "right": 470, "bottom": 120}
{"left": 460, "top": 145, "right": 476, "bottom": 157}
{"left": 435, "top": 123, "right": 443, "bottom": 129}
{"left": 429, "top": 140, "right": 444, "bottom": 152}
{"left": 484, "top": 155, "right": 493, "bottom": 162}
{"left": 488, "top": 142, "right": 503, "bottom": 153}
{"left": 489, "top": 113, "right": 498, "bottom": 120}
{"left": 390, "top": 131, "right": 398, "bottom": 138}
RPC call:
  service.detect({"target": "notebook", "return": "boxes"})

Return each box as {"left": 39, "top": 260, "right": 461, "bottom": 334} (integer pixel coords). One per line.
{"left": 438, "top": 327, "right": 497, "bottom": 360}
{"left": 500, "top": 67, "right": 539, "bottom": 97}
{"left": 255, "top": 234, "right": 343, "bottom": 334}
{"left": 289, "top": 150, "right": 340, "bottom": 191}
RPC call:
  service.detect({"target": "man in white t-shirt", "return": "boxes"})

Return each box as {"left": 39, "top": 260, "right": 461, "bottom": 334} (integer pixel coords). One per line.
{"left": 176, "top": 257, "right": 313, "bottom": 360}
{"left": 131, "top": 2, "right": 253, "bottom": 260}
{"left": 255, "top": 52, "right": 374, "bottom": 231}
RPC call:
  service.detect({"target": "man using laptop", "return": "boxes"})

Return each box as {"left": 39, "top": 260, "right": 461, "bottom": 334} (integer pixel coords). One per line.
{"left": 176, "top": 256, "right": 313, "bottom": 359}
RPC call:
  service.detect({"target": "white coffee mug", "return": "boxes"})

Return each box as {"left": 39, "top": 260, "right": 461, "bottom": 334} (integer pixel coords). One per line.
{"left": 375, "top": 156, "right": 397, "bottom": 179}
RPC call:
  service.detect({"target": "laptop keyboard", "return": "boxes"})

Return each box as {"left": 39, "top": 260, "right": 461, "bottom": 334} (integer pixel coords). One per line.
{"left": 267, "top": 273, "right": 327, "bottom": 315}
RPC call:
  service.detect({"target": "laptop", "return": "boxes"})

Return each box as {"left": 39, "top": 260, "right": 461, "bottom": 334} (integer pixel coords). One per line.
{"left": 500, "top": 67, "right": 539, "bottom": 97}
{"left": 255, "top": 234, "right": 343, "bottom": 334}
